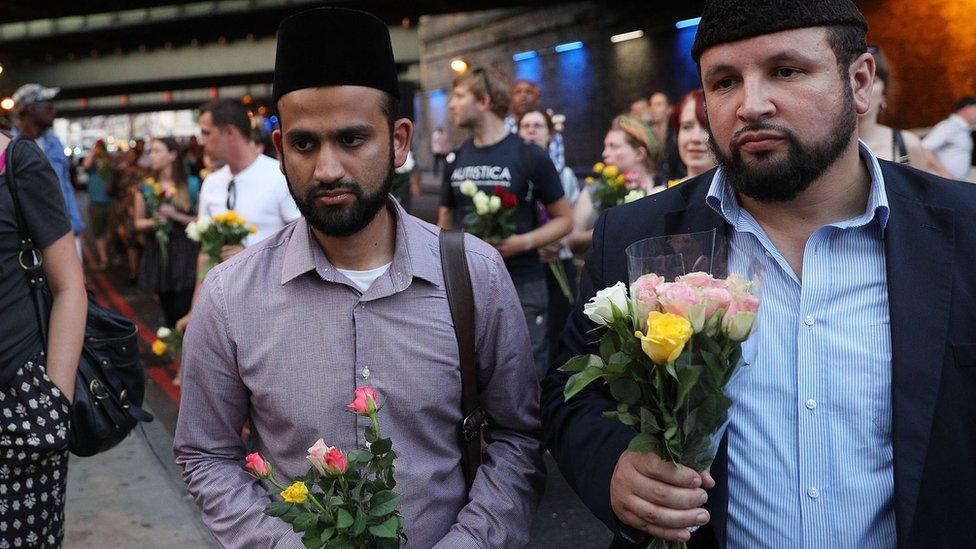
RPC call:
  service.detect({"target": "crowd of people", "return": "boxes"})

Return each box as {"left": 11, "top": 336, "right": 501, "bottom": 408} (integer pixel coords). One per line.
{"left": 1, "top": 0, "right": 975, "bottom": 547}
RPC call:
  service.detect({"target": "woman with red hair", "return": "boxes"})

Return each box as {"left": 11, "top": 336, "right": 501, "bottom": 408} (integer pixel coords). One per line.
{"left": 668, "top": 89, "right": 716, "bottom": 186}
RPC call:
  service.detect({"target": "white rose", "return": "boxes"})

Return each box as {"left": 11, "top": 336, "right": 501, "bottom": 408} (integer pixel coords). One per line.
{"left": 156, "top": 327, "right": 172, "bottom": 339}
{"left": 473, "top": 191, "right": 490, "bottom": 215}
{"left": 185, "top": 223, "right": 199, "bottom": 242}
{"left": 488, "top": 195, "right": 502, "bottom": 213}
{"left": 624, "top": 190, "right": 646, "bottom": 203}
{"left": 459, "top": 180, "right": 478, "bottom": 198}
{"left": 582, "top": 282, "right": 630, "bottom": 326}
{"left": 196, "top": 215, "right": 212, "bottom": 231}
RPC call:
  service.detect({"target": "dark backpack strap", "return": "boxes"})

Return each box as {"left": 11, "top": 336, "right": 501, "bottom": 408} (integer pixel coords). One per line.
{"left": 438, "top": 229, "right": 484, "bottom": 491}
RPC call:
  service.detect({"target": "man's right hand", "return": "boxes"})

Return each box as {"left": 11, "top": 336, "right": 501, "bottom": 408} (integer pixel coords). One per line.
{"left": 175, "top": 313, "right": 191, "bottom": 333}
{"left": 219, "top": 244, "right": 245, "bottom": 263}
{"left": 610, "top": 450, "right": 714, "bottom": 543}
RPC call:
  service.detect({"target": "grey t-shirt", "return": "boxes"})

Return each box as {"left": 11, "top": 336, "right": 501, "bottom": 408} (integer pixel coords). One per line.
{"left": 0, "top": 137, "right": 71, "bottom": 375}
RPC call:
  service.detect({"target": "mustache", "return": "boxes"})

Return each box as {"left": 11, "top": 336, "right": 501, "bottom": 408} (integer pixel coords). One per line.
{"left": 305, "top": 180, "right": 365, "bottom": 198}
{"left": 730, "top": 122, "right": 797, "bottom": 146}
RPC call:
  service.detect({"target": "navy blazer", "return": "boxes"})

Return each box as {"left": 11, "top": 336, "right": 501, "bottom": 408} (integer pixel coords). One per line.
{"left": 541, "top": 161, "right": 976, "bottom": 548}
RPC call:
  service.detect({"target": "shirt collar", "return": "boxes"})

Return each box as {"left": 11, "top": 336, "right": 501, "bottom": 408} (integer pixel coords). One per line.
{"left": 949, "top": 114, "right": 972, "bottom": 130}
{"left": 280, "top": 197, "right": 442, "bottom": 288}
{"left": 706, "top": 140, "right": 890, "bottom": 231}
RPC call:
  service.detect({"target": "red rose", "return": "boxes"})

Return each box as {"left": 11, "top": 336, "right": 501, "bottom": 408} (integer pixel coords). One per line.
{"left": 501, "top": 191, "right": 518, "bottom": 210}
{"left": 492, "top": 185, "right": 506, "bottom": 197}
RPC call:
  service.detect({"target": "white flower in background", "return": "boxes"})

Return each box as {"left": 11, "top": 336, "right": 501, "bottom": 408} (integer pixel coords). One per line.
{"left": 472, "top": 191, "right": 491, "bottom": 215}
{"left": 185, "top": 215, "right": 212, "bottom": 242}
{"left": 459, "top": 180, "right": 478, "bottom": 197}
{"left": 156, "top": 327, "right": 172, "bottom": 339}
{"left": 583, "top": 282, "right": 629, "bottom": 326}
{"left": 624, "top": 190, "right": 646, "bottom": 203}
{"left": 488, "top": 195, "right": 502, "bottom": 213}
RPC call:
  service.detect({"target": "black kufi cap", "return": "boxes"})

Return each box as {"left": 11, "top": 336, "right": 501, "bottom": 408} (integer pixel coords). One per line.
{"left": 691, "top": 0, "right": 867, "bottom": 62}
{"left": 273, "top": 7, "right": 399, "bottom": 104}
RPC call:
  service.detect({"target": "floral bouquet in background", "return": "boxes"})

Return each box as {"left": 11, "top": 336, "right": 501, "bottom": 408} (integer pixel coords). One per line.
{"left": 151, "top": 326, "right": 183, "bottom": 359}
{"left": 561, "top": 231, "right": 759, "bottom": 549}
{"left": 459, "top": 180, "right": 517, "bottom": 244}
{"left": 185, "top": 210, "right": 257, "bottom": 281}
{"left": 144, "top": 177, "right": 174, "bottom": 268}
{"left": 584, "top": 163, "right": 646, "bottom": 212}
{"left": 245, "top": 387, "right": 406, "bottom": 549}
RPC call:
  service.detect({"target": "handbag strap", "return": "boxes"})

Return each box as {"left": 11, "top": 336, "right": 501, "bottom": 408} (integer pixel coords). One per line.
{"left": 3, "top": 136, "right": 50, "bottom": 341}
{"left": 438, "top": 229, "right": 484, "bottom": 491}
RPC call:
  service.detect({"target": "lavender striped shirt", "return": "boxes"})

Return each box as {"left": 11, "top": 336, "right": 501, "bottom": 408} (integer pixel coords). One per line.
{"left": 174, "top": 199, "right": 545, "bottom": 548}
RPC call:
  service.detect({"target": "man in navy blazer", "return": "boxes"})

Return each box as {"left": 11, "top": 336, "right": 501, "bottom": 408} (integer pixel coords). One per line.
{"left": 542, "top": 1, "right": 976, "bottom": 547}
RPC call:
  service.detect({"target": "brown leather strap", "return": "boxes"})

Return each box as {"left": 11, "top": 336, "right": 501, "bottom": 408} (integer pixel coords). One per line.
{"left": 438, "top": 229, "right": 484, "bottom": 491}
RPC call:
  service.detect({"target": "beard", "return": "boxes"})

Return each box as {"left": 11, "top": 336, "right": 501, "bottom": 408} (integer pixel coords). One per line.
{"left": 708, "top": 84, "right": 857, "bottom": 203}
{"left": 283, "top": 149, "right": 395, "bottom": 238}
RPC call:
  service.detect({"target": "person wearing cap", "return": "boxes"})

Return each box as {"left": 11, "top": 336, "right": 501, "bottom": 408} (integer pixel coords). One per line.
{"left": 922, "top": 96, "right": 976, "bottom": 181}
{"left": 174, "top": 7, "right": 544, "bottom": 548}
{"left": 12, "top": 84, "right": 86, "bottom": 257}
{"left": 542, "top": 1, "right": 976, "bottom": 547}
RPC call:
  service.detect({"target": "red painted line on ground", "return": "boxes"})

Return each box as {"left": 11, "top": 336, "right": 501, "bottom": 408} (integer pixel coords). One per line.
{"left": 88, "top": 272, "right": 181, "bottom": 405}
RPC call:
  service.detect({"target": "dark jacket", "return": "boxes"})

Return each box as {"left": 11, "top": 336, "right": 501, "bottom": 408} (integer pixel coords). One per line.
{"left": 541, "top": 161, "right": 976, "bottom": 548}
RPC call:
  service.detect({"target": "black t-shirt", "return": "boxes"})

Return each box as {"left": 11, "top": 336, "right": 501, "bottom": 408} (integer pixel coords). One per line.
{"left": 440, "top": 134, "right": 564, "bottom": 281}
{"left": 0, "top": 137, "right": 71, "bottom": 371}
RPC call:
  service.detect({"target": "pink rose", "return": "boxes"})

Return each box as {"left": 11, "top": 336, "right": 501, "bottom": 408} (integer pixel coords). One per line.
{"left": 324, "top": 447, "right": 348, "bottom": 476}
{"left": 307, "top": 439, "right": 331, "bottom": 475}
{"left": 657, "top": 281, "right": 707, "bottom": 332}
{"left": 346, "top": 386, "right": 379, "bottom": 416}
{"left": 724, "top": 274, "right": 752, "bottom": 295}
{"left": 630, "top": 273, "right": 664, "bottom": 323}
{"left": 244, "top": 452, "right": 270, "bottom": 478}
{"left": 722, "top": 291, "right": 760, "bottom": 341}
{"left": 676, "top": 271, "right": 725, "bottom": 289}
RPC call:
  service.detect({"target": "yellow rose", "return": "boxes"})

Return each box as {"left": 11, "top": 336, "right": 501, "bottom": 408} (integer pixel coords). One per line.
{"left": 151, "top": 340, "right": 167, "bottom": 356}
{"left": 593, "top": 162, "right": 605, "bottom": 173}
{"left": 248, "top": 224, "right": 258, "bottom": 234}
{"left": 635, "top": 311, "right": 693, "bottom": 365}
{"left": 603, "top": 165, "right": 619, "bottom": 179}
{"left": 213, "top": 212, "right": 227, "bottom": 224}
{"left": 280, "top": 481, "right": 309, "bottom": 504}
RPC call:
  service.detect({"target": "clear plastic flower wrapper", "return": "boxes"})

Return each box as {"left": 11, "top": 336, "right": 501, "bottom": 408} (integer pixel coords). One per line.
{"left": 562, "top": 229, "right": 762, "bottom": 549}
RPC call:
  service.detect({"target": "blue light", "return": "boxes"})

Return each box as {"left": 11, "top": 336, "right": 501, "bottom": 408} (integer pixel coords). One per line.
{"left": 675, "top": 17, "right": 701, "bottom": 29}
{"left": 554, "top": 41, "right": 583, "bottom": 53}
{"left": 512, "top": 50, "right": 538, "bottom": 62}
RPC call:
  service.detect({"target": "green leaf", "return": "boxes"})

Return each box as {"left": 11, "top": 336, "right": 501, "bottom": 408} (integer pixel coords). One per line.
{"left": 302, "top": 522, "right": 324, "bottom": 549}
{"left": 601, "top": 411, "right": 619, "bottom": 422}
{"left": 336, "top": 508, "right": 354, "bottom": 529}
{"left": 608, "top": 377, "right": 641, "bottom": 405}
{"left": 675, "top": 364, "right": 703, "bottom": 411}
{"left": 369, "top": 490, "right": 402, "bottom": 516}
{"left": 700, "top": 348, "right": 721, "bottom": 371}
{"left": 367, "top": 516, "right": 400, "bottom": 539}
{"left": 293, "top": 512, "right": 318, "bottom": 532}
{"left": 365, "top": 426, "right": 377, "bottom": 443}
{"left": 664, "top": 424, "right": 678, "bottom": 441}
{"left": 371, "top": 437, "right": 392, "bottom": 455}
{"left": 599, "top": 335, "right": 616, "bottom": 360}
{"left": 563, "top": 365, "right": 605, "bottom": 401}
{"left": 640, "top": 408, "right": 662, "bottom": 433}
{"left": 328, "top": 496, "right": 345, "bottom": 507}
{"left": 665, "top": 361, "right": 678, "bottom": 381}
{"left": 560, "top": 355, "right": 592, "bottom": 373}
{"left": 628, "top": 433, "right": 660, "bottom": 454}
{"left": 319, "top": 527, "right": 335, "bottom": 543}
{"left": 265, "top": 501, "right": 291, "bottom": 518}
{"left": 353, "top": 508, "right": 366, "bottom": 536}
{"left": 617, "top": 411, "right": 638, "bottom": 426}
{"left": 329, "top": 540, "right": 355, "bottom": 549}
{"left": 347, "top": 449, "right": 373, "bottom": 464}
{"left": 351, "top": 478, "right": 366, "bottom": 499}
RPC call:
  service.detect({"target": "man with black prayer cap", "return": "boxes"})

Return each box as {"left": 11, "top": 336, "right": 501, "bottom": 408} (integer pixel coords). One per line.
{"left": 174, "top": 7, "right": 545, "bottom": 548}
{"left": 543, "top": 0, "right": 976, "bottom": 547}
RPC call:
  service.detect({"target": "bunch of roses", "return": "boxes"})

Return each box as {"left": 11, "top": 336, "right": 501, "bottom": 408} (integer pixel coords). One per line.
{"left": 458, "top": 180, "right": 518, "bottom": 244}
{"left": 585, "top": 163, "right": 646, "bottom": 211}
{"left": 185, "top": 210, "right": 258, "bottom": 280}
{"left": 245, "top": 387, "right": 405, "bottom": 549}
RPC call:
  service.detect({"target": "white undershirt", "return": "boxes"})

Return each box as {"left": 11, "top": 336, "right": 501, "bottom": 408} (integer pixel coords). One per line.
{"left": 336, "top": 263, "right": 392, "bottom": 292}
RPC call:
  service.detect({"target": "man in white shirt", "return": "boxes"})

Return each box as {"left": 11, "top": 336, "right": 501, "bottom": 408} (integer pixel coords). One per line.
{"left": 175, "top": 99, "right": 301, "bottom": 333}
{"left": 922, "top": 96, "right": 976, "bottom": 181}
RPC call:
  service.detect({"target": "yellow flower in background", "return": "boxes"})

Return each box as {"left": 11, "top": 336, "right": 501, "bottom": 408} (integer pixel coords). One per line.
{"left": 280, "top": 481, "right": 309, "bottom": 504}
{"left": 584, "top": 176, "right": 595, "bottom": 186}
{"left": 151, "top": 340, "right": 167, "bottom": 356}
{"left": 593, "top": 162, "right": 605, "bottom": 173}
{"left": 635, "top": 311, "right": 693, "bottom": 365}
{"left": 603, "top": 165, "right": 619, "bottom": 179}
{"left": 248, "top": 225, "right": 258, "bottom": 234}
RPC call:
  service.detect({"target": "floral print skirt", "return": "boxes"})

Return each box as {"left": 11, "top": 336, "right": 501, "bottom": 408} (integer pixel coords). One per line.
{"left": 0, "top": 353, "right": 71, "bottom": 548}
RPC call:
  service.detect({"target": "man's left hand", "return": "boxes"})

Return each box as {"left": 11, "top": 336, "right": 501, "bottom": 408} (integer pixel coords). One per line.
{"left": 494, "top": 234, "right": 530, "bottom": 258}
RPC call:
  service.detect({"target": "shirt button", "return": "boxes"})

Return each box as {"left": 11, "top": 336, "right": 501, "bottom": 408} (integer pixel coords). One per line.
{"left": 807, "top": 486, "right": 820, "bottom": 499}
{"left": 805, "top": 399, "right": 817, "bottom": 410}
{"left": 803, "top": 315, "right": 816, "bottom": 326}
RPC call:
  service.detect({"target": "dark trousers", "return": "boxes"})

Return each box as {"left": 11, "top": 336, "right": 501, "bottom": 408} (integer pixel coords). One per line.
{"left": 158, "top": 288, "right": 194, "bottom": 327}
{"left": 544, "top": 258, "right": 578, "bottom": 366}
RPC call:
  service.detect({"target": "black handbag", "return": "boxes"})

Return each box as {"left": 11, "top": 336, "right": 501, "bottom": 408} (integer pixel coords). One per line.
{"left": 4, "top": 136, "right": 152, "bottom": 457}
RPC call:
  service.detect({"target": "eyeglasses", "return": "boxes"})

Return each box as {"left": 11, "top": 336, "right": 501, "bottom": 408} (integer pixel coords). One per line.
{"left": 472, "top": 67, "right": 493, "bottom": 100}
{"left": 226, "top": 178, "right": 236, "bottom": 210}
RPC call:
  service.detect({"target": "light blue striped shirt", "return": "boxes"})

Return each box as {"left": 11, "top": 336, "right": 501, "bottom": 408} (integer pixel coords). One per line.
{"left": 707, "top": 143, "right": 897, "bottom": 547}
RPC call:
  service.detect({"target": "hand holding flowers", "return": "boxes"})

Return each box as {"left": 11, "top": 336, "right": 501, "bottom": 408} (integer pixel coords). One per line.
{"left": 459, "top": 180, "right": 518, "bottom": 245}
{"left": 185, "top": 210, "right": 258, "bottom": 280}
{"left": 245, "top": 387, "right": 405, "bottom": 548}
{"left": 144, "top": 177, "right": 175, "bottom": 268}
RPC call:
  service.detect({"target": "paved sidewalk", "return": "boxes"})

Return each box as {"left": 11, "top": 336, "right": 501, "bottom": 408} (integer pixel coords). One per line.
{"left": 63, "top": 404, "right": 216, "bottom": 548}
